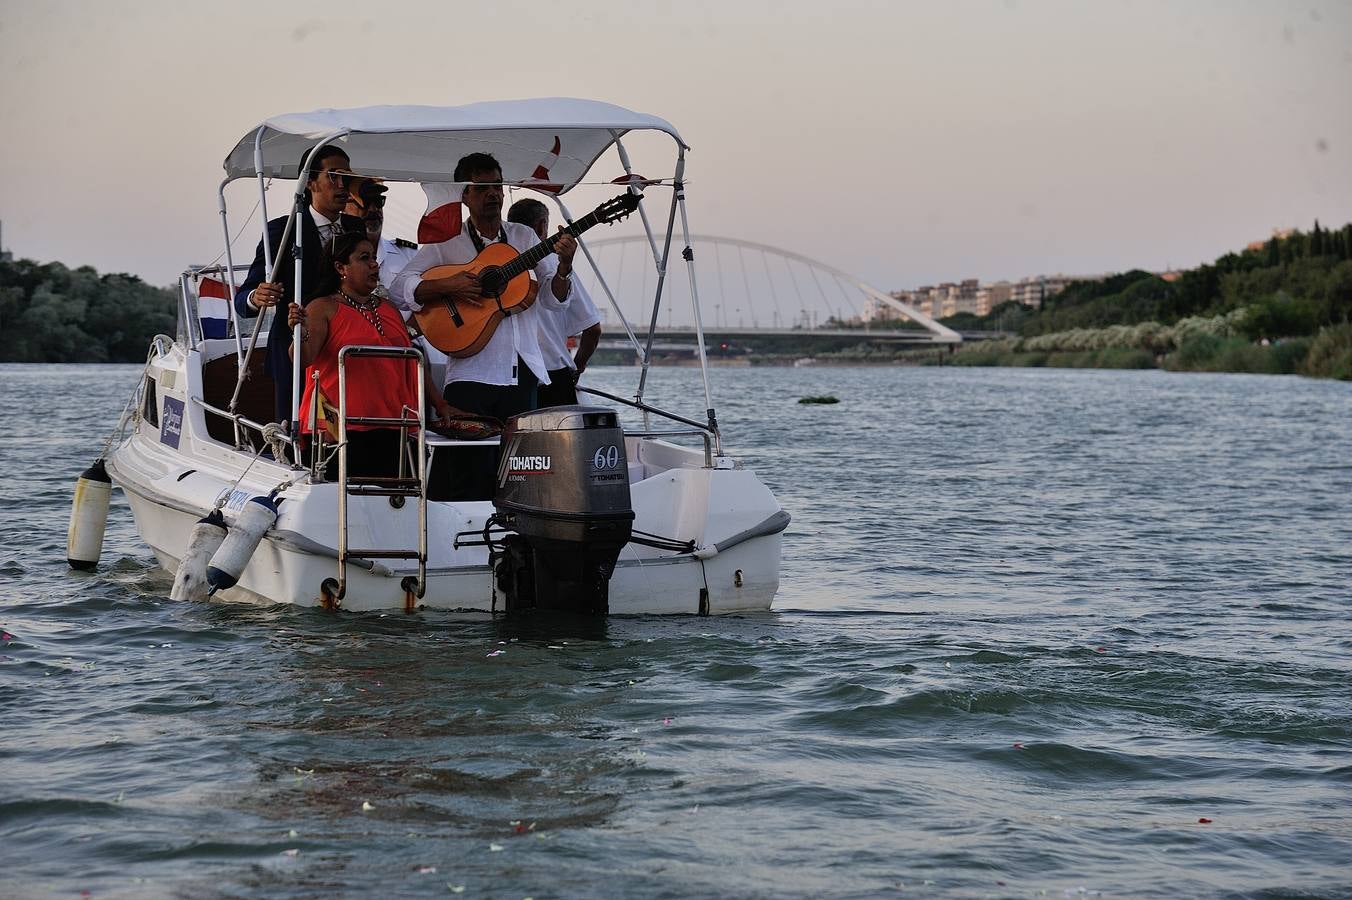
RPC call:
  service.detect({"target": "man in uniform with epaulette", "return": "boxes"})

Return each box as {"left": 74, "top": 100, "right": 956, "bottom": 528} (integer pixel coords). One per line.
{"left": 342, "top": 177, "right": 419, "bottom": 293}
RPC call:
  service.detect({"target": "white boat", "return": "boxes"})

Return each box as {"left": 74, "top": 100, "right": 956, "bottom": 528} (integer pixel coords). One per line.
{"left": 92, "top": 99, "right": 788, "bottom": 615}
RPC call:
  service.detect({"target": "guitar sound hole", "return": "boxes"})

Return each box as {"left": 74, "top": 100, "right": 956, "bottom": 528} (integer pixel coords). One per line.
{"left": 478, "top": 266, "right": 507, "bottom": 298}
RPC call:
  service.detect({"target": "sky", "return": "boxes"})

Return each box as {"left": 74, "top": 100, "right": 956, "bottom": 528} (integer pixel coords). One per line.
{"left": 1, "top": 0, "right": 1349, "bottom": 293}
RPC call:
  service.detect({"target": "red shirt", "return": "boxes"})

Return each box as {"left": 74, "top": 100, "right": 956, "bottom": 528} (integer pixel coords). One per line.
{"left": 297, "top": 299, "right": 420, "bottom": 434}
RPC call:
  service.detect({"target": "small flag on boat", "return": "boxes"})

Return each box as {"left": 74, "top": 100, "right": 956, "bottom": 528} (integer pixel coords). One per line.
{"left": 417, "top": 183, "right": 464, "bottom": 244}
{"left": 197, "top": 276, "right": 230, "bottom": 339}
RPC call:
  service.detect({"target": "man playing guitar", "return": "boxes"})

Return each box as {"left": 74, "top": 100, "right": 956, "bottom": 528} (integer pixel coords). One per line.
{"left": 390, "top": 152, "right": 578, "bottom": 500}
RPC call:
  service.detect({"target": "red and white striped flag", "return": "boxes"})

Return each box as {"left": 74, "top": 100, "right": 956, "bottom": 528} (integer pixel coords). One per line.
{"left": 521, "top": 135, "right": 563, "bottom": 194}
{"left": 417, "top": 183, "right": 464, "bottom": 244}
{"left": 197, "top": 276, "right": 230, "bottom": 339}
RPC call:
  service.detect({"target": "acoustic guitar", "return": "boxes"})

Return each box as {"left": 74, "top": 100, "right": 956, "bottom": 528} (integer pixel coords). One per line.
{"left": 414, "top": 192, "right": 641, "bottom": 358}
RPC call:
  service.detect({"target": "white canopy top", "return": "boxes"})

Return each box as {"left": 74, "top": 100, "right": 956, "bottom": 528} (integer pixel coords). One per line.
{"left": 222, "top": 98, "right": 686, "bottom": 192}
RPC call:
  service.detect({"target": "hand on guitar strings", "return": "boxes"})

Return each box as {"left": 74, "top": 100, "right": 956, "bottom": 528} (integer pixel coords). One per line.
{"left": 434, "top": 270, "right": 484, "bottom": 306}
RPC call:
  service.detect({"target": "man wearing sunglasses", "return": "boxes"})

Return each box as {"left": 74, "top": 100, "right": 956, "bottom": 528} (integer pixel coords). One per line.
{"left": 342, "top": 177, "right": 419, "bottom": 293}
{"left": 234, "top": 144, "right": 352, "bottom": 425}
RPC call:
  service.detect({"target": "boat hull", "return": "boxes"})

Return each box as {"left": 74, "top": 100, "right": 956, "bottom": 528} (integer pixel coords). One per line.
{"left": 106, "top": 381, "right": 785, "bottom": 615}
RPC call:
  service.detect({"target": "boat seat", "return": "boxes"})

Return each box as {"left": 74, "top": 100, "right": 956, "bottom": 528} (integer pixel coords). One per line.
{"left": 201, "top": 352, "right": 275, "bottom": 446}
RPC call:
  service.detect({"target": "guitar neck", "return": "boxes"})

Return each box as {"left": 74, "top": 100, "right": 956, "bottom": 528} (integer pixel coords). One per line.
{"left": 500, "top": 210, "right": 603, "bottom": 282}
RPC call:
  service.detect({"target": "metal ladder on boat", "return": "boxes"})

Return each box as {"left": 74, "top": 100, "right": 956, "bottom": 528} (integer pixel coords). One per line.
{"left": 320, "top": 344, "right": 429, "bottom": 611}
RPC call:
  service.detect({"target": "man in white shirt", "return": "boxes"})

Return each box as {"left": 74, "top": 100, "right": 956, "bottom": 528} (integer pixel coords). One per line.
{"left": 507, "top": 197, "right": 603, "bottom": 407}
{"left": 390, "top": 152, "right": 578, "bottom": 499}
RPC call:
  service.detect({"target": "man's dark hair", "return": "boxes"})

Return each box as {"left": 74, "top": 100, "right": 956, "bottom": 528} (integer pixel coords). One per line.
{"left": 298, "top": 144, "right": 350, "bottom": 182}
{"left": 453, "top": 152, "right": 502, "bottom": 183}
{"left": 507, "top": 198, "right": 548, "bottom": 233}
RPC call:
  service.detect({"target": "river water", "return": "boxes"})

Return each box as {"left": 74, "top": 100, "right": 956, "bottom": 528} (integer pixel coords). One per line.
{"left": 2, "top": 362, "right": 1350, "bottom": 898}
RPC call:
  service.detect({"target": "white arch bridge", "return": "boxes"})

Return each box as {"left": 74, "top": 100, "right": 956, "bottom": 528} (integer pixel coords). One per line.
{"left": 573, "top": 234, "right": 960, "bottom": 351}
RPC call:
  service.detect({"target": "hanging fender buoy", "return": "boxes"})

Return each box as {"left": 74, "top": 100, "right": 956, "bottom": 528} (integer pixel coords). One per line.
{"left": 67, "top": 459, "right": 112, "bottom": 571}
{"left": 206, "top": 495, "right": 279, "bottom": 595}
{"left": 170, "top": 508, "right": 229, "bottom": 602}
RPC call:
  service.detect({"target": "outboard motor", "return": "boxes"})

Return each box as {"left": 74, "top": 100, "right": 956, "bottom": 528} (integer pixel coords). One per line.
{"left": 492, "top": 406, "right": 634, "bottom": 615}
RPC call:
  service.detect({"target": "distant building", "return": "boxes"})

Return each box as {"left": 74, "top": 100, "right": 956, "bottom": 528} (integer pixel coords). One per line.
{"left": 1008, "top": 274, "right": 1094, "bottom": 308}
{"left": 867, "top": 294, "right": 903, "bottom": 322}
{"left": 0, "top": 220, "right": 11, "bottom": 262}
{"left": 954, "top": 279, "right": 979, "bottom": 316}
{"left": 1008, "top": 278, "right": 1045, "bottom": 307}
{"left": 975, "top": 281, "right": 1011, "bottom": 316}
{"left": 932, "top": 283, "right": 954, "bottom": 318}
{"left": 887, "top": 272, "right": 1107, "bottom": 318}
{"left": 1246, "top": 227, "right": 1296, "bottom": 252}
{"left": 913, "top": 286, "right": 935, "bottom": 318}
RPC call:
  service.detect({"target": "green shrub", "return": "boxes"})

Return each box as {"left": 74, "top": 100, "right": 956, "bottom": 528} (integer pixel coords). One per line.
{"left": 1046, "top": 351, "right": 1081, "bottom": 367}
{"left": 1094, "top": 347, "right": 1156, "bottom": 369}
{"left": 1213, "top": 339, "right": 1276, "bottom": 373}
{"left": 1169, "top": 332, "right": 1225, "bottom": 370}
{"left": 1268, "top": 338, "right": 1312, "bottom": 374}
{"left": 1301, "top": 324, "right": 1352, "bottom": 380}
{"left": 949, "top": 352, "right": 995, "bottom": 366}
{"left": 1238, "top": 292, "right": 1320, "bottom": 340}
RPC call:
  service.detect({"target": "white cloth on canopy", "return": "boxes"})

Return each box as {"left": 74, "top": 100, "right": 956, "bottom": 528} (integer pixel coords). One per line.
{"left": 222, "top": 99, "right": 684, "bottom": 193}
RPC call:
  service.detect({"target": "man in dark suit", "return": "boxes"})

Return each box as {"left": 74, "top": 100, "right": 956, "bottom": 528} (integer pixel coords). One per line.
{"left": 234, "top": 144, "right": 351, "bottom": 424}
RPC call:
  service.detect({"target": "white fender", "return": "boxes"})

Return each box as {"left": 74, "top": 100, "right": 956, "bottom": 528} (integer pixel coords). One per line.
{"left": 206, "top": 496, "right": 279, "bottom": 594}
{"left": 67, "top": 460, "right": 111, "bottom": 571}
{"left": 170, "top": 509, "right": 229, "bottom": 602}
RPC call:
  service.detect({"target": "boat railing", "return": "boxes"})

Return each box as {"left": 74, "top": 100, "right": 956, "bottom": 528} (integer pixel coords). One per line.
{"left": 150, "top": 333, "right": 176, "bottom": 359}
{"left": 326, "top": 344, "right": 430, "bottom": 610}
{"left": 624, "top": 429, "right": 713, "bottom": 468}
{"left": 176, "top": 263, "right": 256, "bottom": 351}
{"left": 190, "top": 396, "right": 296, "bottom": 455}
{"left": 578, "top": 386, "right": 717, "bottom": 467}
{"left": 175, "top": 263, "right": 306, "bottom": 458}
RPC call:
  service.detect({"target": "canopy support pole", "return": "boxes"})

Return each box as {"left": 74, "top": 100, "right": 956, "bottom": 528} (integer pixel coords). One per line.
{"left": 634, "top": 160, "right": 683, "bottom": 415}
{"left": 227, "top": 127, "right": 288, "bottom": 448}
{"left": 216, "top": 180, "right": 245, "bottom": 366}
{"left": 255, "top": 127, "right": 275, "bottom": 295}
{"left": 217, "top": 179, "right": 247, "bottom": 449}
{"left": 288, "top": 150, "right": 309, "bottom": 458}
{"left": 671, "top": 151, "right": 719, "bottom": 454}
{"left": 611, "top": 134, "right": 663, "bottom": 267}
{"left": 548, "top": 196, "right": 645, "bottom": 362}
{"left": 287, "top": 136, "right": 344, "bottom": 465}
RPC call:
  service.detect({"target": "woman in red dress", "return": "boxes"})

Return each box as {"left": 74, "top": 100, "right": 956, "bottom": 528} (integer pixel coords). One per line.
{"left": 288, "top": 233, "right": 456, "bottom": 480}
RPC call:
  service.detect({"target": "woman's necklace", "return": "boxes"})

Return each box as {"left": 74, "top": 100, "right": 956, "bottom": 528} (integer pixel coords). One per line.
{"left": 339, "top": 289, "right": 387, "bottom": 339}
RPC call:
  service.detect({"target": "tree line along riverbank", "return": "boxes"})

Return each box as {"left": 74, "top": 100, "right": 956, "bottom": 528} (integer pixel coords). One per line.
{"left": 4, "top": 221, "right": 1350, "bottom": 378}
{"left": 921, "top": 221, "right": 1352, "bottom": 380}
{"left": 0, "top": 259, "right": 176, "bottom": 362}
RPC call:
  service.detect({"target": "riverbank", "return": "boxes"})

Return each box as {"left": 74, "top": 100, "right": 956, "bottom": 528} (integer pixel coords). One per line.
{"left": 947, "top": 322, "right": 1352, "bottom": 379}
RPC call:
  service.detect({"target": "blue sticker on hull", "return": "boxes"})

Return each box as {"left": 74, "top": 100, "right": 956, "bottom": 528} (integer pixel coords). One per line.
{"left": 160, "top": 396, "right": 184, "bottom": 449}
